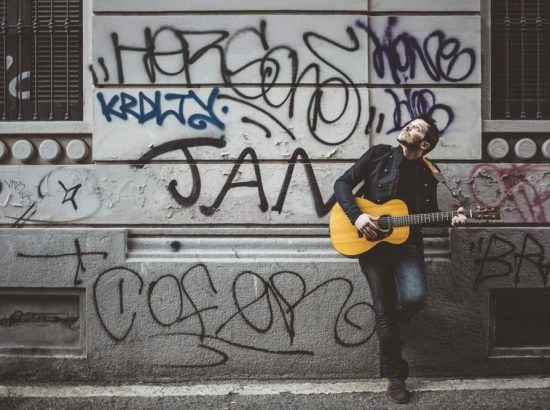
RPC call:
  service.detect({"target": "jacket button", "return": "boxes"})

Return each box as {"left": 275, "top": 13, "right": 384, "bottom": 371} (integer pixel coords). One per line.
{"left": 424, "top": 183, "right": 428, "bottom": 187}
{"left": 378, "top": 183, "right": 382, "bottom": 188}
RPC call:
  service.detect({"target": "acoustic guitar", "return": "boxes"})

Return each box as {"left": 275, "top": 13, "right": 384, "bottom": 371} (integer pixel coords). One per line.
{"left": 329, "top": 197, "right": 500, "bottom": 257}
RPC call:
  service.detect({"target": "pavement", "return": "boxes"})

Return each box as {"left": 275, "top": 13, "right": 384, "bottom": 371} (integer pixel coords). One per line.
{"left": 1, "top": 376, "right": 550, "bottom": 409}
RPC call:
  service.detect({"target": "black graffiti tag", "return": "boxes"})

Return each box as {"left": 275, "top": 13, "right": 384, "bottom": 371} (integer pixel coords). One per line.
{"left": 92, "top": 264, "right": 375, "bottom": 367}
{"left": 471, "top": 233, "right": 550, "bottom": 291}
{"left": 17, "top": 238, "right": 108, "bottom": 286}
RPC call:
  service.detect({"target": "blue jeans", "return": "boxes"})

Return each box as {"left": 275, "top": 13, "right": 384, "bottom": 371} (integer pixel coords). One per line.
{"left": 358, "top": 242, "right": 427, "bottom": 379}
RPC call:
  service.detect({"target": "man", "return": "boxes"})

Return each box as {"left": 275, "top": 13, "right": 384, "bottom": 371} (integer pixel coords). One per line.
{"left": 334, "top": 114, "right": 466, "bottom": 404}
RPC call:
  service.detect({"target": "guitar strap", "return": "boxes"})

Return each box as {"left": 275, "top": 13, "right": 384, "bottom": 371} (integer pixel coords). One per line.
{"left": 422, "top": 156, "right": 469, "bottom": 205}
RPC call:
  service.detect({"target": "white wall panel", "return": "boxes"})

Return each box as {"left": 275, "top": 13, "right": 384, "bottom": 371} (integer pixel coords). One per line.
{"left": 92, "top": 15, "right": 369, "bottom": 86}
{"left": 93, "top": 87, "right": 370, "bottom": 161}
{"left": 364, "top": 16, "right": 480, "bottom": 85}
{"left": 0, "top": 164, "right": 344, "bottom": 225}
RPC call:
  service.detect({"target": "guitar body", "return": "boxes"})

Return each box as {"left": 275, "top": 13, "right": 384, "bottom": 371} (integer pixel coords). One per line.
{"left": 329, "top": 198, "right": 410, "bottom": 257}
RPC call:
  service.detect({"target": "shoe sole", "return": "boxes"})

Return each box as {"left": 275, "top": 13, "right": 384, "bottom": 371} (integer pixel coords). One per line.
{"left": 386, "top": 389, "right": 414, "bottom": 404}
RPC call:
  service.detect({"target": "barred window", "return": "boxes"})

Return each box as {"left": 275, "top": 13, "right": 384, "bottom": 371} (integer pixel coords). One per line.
{"left": 0, "top": 0, "right": 81, "bottom": 121}
{"left": 492, "top": 0, "right": 550, "bottom": 120}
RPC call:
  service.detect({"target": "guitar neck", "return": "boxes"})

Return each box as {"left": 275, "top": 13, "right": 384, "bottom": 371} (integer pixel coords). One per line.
{"left": 391, "top": 210, "right": 467, "bottom": 227}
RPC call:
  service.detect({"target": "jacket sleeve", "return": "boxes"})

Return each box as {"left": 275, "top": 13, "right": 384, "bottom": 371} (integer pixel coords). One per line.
{"left": 333, "top": 146, "right": 375, "bottom": 225}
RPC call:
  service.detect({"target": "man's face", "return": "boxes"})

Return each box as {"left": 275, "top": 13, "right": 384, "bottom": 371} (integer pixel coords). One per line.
{"left": 397, "top": 119, "right": 430, "bottom": 151}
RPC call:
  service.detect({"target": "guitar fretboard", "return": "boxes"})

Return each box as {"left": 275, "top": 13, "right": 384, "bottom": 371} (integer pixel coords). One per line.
{"left": 388, "top": 211, "right": 466, "bottom": 227}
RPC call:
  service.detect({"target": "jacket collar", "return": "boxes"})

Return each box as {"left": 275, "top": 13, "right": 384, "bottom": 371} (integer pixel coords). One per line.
{"left": 392, "top": 145, "right": 404, "bottom": 162}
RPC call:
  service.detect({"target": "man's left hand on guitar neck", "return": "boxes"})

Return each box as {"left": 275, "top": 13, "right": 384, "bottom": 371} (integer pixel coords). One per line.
{"left": 451, "top": 207, "right": 467, "bottom": 228}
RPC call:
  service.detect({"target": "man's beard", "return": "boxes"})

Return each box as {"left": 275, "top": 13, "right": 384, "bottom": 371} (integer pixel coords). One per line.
{"left": 397, "top": 134, "right": 422, "bottom": 150}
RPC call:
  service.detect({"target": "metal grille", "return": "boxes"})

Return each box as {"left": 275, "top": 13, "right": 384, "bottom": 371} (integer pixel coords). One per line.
{"left": 0, "top": 0, "right": 81, "bottom": 121}
{"left": 492, "top": 0, "right": 550, "bottom": 119}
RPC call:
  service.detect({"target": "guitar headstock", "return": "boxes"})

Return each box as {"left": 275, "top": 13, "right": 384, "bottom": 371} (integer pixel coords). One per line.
{"left": 470, "top": 206, "right": 501, "bottom": 220}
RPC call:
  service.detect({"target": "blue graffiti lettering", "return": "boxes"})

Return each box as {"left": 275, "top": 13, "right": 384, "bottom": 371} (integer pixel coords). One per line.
{"left": 96, "top": 88, "right": 227, "bottom": 130}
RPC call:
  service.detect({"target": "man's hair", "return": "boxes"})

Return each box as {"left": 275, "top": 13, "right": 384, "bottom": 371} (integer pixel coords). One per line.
{"left": 415, "top": 113, "right": 439, "bottom": 155}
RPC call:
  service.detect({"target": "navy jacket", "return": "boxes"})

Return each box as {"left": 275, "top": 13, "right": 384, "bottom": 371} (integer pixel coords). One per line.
{"left": 334, "top": 144, "right": 440, "bottom": 226}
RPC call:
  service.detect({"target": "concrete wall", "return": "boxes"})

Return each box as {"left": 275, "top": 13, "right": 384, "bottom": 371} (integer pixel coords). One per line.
{"left": 1, "top": 0, "right": 549, "bottom": 382}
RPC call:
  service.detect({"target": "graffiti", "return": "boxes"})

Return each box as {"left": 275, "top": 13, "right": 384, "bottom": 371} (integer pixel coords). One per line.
{"left": 365, "top": 106, "right": 385, "bottom": 135}
{"left": 0, "top": 310, "right": 78, "bottom": 329}
{"left": 17, "top": 239, "right": 108, "bottom": 286}
{"left": 2, "top": 180, "right": 36, "bottom": 226}
{"left": 271, "top": 148, "right": 336, "bottom": 216}
{"left": 58, "top": 182, "right": 82, "bottom": 211}
{"left": 355, "top": 17, "right": 476, "bottom": 85}
{"left": 241, "top": 116, "right": 272, "bottom": 138}
{"left": 2, "top": 168, "right": 103, "bottom": 225}
{"left": 385, "top": 88, "right": 454, "bottom": 133}
{"left": 95, "top": 20, "right": 363, "bottom": 146}
{"left": 3, "top": 170, "right": 102, "bottom": 225}
{"left": 6, "top": 55, "right": 30, "bottom": 100}
{"left": 468, "top": 164, "right": 550, "bottom": 223}
{"left": 135, "top": 137, "right": 225, "bottom": 208}
{"left": 11, "top": 204, "right": 36, "bottom": 228}
{"left": 3, "top": 179, "right": 34, "bottom": 206}
{"left": 217, "top": 93, "right": 297, "bottom": 141}
{"left": 93, "top": 266, "right": 144, "bottom": 342}
{"left": 200, "top": 147, "right": 268, "bottom": 216}
{"left": 96, "top": 88, "right": 228, "bottom": 130}
{"left": 137, "top": 140, "right": 336, "bottom": 217}
{"left": 92, "top": 263, "right": 374, "bottom": 367}
{"left": 470, "top": 233, "right": 550, "bottom": 291}
{"left": 90, "top": 15, "right": 481, "bottom": 166}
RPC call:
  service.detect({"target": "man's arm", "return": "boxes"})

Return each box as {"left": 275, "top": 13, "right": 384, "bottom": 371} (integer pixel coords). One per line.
{"left": 334, "top": 146, "right": 381, "bottom": 239}
{"left": 333, "top": 147, "right": 374, "bottom": 225}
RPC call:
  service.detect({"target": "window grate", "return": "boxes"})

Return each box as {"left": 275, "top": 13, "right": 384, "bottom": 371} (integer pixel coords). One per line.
{"left": 0, "top": 0, "right": 82, "bottom": 121}
{"left": 492, "top": 0, "right": 550, "bottom": 120}
{"left": 492, "top": 289, "right": 550, "bottom": 349}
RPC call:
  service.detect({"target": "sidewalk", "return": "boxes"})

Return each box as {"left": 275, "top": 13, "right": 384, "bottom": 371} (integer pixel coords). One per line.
{"left": 1, "top": 376, "right": 550, "bottom": 409}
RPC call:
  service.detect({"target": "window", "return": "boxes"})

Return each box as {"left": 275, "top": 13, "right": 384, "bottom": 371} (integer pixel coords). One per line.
{"left": 490, "top": 288, "right": 550, "bottom": 356}
{"left": 491, "top": 0, "right": 550, "bottom": 120}
{"left": 0, "top": 0, "right": 82, "bottom": 121}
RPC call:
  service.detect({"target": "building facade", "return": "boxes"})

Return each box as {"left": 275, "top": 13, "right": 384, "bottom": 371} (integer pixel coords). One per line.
{"left": 1, "top": 0, "right": 549, "bottom": 381}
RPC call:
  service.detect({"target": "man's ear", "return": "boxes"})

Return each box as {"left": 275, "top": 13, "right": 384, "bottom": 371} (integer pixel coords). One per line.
{"left": 420, "top": 140, "right": 431, "bottom": 152}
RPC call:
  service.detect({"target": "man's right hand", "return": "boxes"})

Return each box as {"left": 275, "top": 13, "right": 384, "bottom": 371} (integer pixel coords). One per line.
{"left": 354, "top": 213, "right": 380, "bottom": 240}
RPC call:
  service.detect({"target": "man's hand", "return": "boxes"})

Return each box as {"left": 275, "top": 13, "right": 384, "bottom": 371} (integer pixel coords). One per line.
{"left": 451, "top": 207, "right": 467, "bottom": 228}
{"left": 355, "top": 213, "right": 380, "bottom": 240}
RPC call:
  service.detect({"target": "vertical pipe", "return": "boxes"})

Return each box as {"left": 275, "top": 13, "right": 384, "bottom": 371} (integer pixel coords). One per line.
{"left": 64, "top": 0, "right": 69, "bottom": 119}
{"left": 1, "top": 0, "right": 6, "bottom": 120}
{"left": 49, "top": 0, "right": 53, "bottom": 120}
{"left": 520, "top": 0, "right": 527, "bottom": 119}
{"left": 536, "top": 0, "right": 542, "bottom": 119}
{"left": 16, "top": 0, "right": 22, "bottom": 119}
{"left": 32, "top": 0, "right": 38, "bottom": 119}
{"left": 504, "top": 0, "right": 511, "bottom": 119}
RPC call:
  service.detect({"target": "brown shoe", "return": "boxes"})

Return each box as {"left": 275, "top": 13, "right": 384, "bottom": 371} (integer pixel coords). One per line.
{"left": 386, "top": 381, "right": 413, "bottom": 404}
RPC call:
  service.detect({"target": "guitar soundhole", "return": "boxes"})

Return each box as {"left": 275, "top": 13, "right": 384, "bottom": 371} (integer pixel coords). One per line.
{"left": 377, "top": 215, "right": 392, "bottom": 231}
{"left": 372, "top": 215, "right": 393, "bottom": 241}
